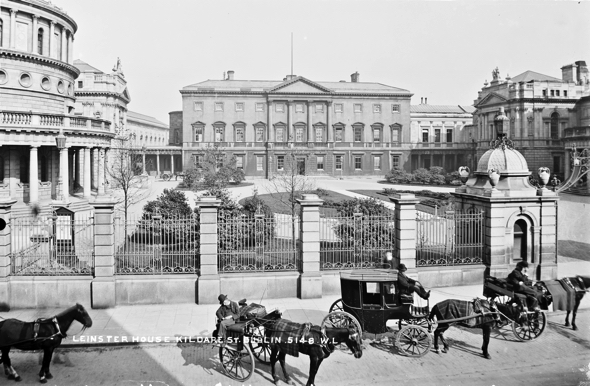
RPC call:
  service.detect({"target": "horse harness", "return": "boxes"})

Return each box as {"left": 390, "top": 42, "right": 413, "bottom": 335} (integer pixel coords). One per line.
{"left": 0, "top": 317, "right": 66, "bottom": 348}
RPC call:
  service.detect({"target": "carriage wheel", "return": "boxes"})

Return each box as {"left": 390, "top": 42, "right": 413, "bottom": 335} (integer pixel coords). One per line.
{"left": 329, "top": 298, "right": 344, "bottom": 313}
{"left": 395, "top": 325, "right": 431, "bottom": 357}
{"left": 512, "top": 312, "right": 546, "bottom": 342}
{"left": 219, "top": 343, "right": 255, "bottom": 382}
{"left": 321, "top": 311, "right": 362, "bottom": 336}
{"left": 398, "top": 318, "right": 429, "bottom": 331}
{"left": 248, "top": 325, "right": 271, "bottom": 364}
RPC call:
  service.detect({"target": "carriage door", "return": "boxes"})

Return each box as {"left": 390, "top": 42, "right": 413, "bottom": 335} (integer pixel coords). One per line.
{"left": 362, "top": 282, "right": 386, "bottom": 334}
{"left": 513, "top": 219, "right": 528, "bottom": 262}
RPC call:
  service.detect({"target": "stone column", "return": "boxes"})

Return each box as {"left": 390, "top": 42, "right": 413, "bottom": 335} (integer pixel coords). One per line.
{"left": 67, "top": 32, "right": 74, "bottom": 64}
{"left": 307, "top": 101, "right": 312, "bottom": 142}
{"left": 90, "top": 198, "right": 117, "bottom": 308}
{"left": 97, "top": 148, "right": 105, "bottom": 196}
{"left": 31, "top": 15, "right": 38, "bottom": 53}
{"left": 142, "top": 152, "right": 146, "bottom": 174}
{"left": 29, "top": 145, "right": 39, "bottom": 203}
{"left": 91, "top": 148, "right": 98, "bottom": 190}
{"left": 170, "top": 155, "right": 175, "bottom": 174}
{"left": 390, "top": 193, "right": 420, "bottom": 277}
{"left": 0, "top": 199, "right": 17, "bottom": 309}
{"left": 59, "top": 146, "right": 69, "bottom": 203}
{"left": 49, "top": 21, "right": 55, "bottom": 58}
{"left": 83, "top": 147, "right": 91, "bottom": 198}
{"left": 287, "top": 101, "right": 292, "bottom": 142}
{"left": 9, "top": 9, "right": 17, "bottom": 49}
{"left": 564, "top": 149, "right": 571, "bottom": 180}
{"left": 327, "top": 101, "right": 333, "bottom": 142}
{"left": 267, "top": 101, "right": 274, "bottom": 142}
{"left": 74, "top": 149, "right": 82, "bottom": 191}
{"left": 156, "top": 152, "right": 160, "bottom": 177}
{"left": 60, "top": 25, "right": 67, "bottom": 61}
{"left": 195, "top": 197, "right": 222, "bottom": 304}
{"left": 297, "top": 194, "right": 324, "bottom": 299}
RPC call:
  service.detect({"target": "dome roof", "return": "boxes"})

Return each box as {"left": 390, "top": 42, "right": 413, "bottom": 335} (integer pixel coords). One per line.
{"left": 476, "top": 147, "right": 529, "bottom": 174}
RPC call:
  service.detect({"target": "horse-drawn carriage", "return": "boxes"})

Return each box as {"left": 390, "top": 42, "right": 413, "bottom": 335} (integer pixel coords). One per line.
{"left": 326, "top": 269, "right": 433, "bottom": 357}
{"left": 483, "top": 276, "right": 550, "bottom": 341}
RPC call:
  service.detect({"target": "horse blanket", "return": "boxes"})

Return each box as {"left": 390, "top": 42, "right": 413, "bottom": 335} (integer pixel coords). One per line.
{"left": 543, "top": 280, "right": 572, "bottom": 311}
{"left": 435, "top": 299, "right": 497, "bottom": 328}
{"left": 268, "top": 319, "right": 321, "bottom": 357}
{"left": 239, "top": 303, "right": 267, "bottom": 320}
{"left": 0, "top": 319, "right": 32, "bottom": 347}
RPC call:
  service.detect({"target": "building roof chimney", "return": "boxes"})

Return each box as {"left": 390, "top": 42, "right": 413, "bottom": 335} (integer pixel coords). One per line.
{"left": 351, "top": 71, "right": 360, "bottom": 83}
{"left": 227, "top": 70, "right": 234, "bottom": 80}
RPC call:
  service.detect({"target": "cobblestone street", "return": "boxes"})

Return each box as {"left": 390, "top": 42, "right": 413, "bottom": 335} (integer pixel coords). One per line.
{"left": 5, "top": 310, "right": 589, "bottom": 386}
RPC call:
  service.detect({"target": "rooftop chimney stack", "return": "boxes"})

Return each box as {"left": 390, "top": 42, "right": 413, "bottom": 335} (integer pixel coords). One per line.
{"left": 227, "top": 70, "right": 235, "bottom": 80}
{"left": 421, "top": 97, "right": 423, "bottom": 104}
{"left": 425, "top": 97, "right": 428, "bottom": 104}
{"left": 351, "top": 71, "right": 360, "bottom": 83}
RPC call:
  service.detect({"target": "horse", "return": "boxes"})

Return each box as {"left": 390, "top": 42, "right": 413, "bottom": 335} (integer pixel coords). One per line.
{"left": 429, "top": 298, "right": 511, "bottom": 360}
{"left": 266, "top": 320, "right": 362, "bottom": 386}
{"left": 564, "top": 276, "right": 590, "bottom": 330}
{"left": 0, "top": 303, "right": 92, "bottom": 383}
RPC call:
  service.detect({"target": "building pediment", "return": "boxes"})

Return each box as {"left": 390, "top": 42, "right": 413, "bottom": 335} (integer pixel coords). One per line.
{"left": 475, "top": 92, "right": 508, "bottom": 107}
{"left": 269, "top": 77, "right": 333, "bottom": 94}
{"left": 191, "top": 121, "right": 206, "bottom": 127}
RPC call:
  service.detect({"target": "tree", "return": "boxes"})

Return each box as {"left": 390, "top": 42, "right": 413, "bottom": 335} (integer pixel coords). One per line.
{"left": 106, "top": 139, "right": 147, "bottom": 236}
{"left": 185, "top": 144, "right": 245, "bottom": 191}
{"left": 265, "top": 150, "right": 316, "bottom": 242}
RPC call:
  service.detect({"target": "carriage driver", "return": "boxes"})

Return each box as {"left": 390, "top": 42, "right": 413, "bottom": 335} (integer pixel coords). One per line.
{"left": 216, "top": 294, "right": 240, "bottom": 342}
{"left": 397, "top": 264, "right": 431, "bottom": 300}
{"left": 506, "top": 261, "right": 542, "bottom": 312}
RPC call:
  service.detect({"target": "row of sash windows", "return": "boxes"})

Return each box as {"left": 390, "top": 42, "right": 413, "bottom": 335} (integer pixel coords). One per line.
{"left": 195, "top": 101, "right": 402, "bottom": 114}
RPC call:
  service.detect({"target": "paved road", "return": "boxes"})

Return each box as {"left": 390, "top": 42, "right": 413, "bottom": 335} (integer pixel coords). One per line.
{"left": 4, "top": 310, "right": 590, "bottom": 386}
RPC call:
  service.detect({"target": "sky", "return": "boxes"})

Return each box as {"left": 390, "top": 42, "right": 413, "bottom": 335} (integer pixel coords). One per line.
{"left": 55, "top": 0, "right": 590, "bottom": 124}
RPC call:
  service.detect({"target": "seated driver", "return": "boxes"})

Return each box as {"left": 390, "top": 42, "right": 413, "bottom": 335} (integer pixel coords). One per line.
{"left": 397, "top": 264, "right": 431, "bottom": 300}
{"left": 506, "top": 261, "right": 542, "bottom": 311}
{"left": 216, "top": 294, "right": 239, "bottom": 342}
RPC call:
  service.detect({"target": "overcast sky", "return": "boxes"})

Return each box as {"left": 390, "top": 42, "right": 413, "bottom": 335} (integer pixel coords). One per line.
{"left": 56, "top": 0, "right": 590, "bottom": 124}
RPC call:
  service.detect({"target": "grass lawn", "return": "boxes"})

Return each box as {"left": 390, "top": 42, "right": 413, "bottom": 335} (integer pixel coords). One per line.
{"left": 351, "top": 189, "right": 451, "bottom": 208}
{"left": 239, "top": 190, "right": 355, "bottom": 215}
{"left": 176, "top": 181, "right": 254, "bottom": 191}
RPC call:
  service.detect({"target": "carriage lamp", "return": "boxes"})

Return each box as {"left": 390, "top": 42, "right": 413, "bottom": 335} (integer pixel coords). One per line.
{"left": 458, "top": 166, "right": 470, "bottom": 185}
{"left": 537, "top": 167, "right": 550, "bottom": 189}
{"left": 55, "top": 127, "right": 67, "bottom": 149}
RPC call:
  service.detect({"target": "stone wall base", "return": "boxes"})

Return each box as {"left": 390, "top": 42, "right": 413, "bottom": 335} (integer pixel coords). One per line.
{"left": 5, "top": 277, "right": 92, "bottom": 309}
{"left": 417, "top": 265, "right": 486, "bottom": 288}
{"left": 91, "top": 278, "right": 115, "bottom": 309}
{"left": 116, "top": 275, "right": 197, "bottom": 305}
{"left": 197, "top": 275, "right": 220, "bottom": 305}
{"left": 298, "top": 272, "right": 322, "bottom": 299}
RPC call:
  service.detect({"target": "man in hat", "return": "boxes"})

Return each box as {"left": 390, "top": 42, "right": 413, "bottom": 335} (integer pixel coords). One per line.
{"left": 216, "top": 294, "right": 240, "bottom": 342}
{"left": 507, "top": 261, "right": 542, "bottom": 311}
{"left": 397, "top": 264, "right": 430, "bottom": 300}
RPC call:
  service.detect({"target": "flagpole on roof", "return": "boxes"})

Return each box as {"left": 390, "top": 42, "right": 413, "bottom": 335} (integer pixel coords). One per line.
{"left": 291, "top": 32, "right": 293, "bottom": 77}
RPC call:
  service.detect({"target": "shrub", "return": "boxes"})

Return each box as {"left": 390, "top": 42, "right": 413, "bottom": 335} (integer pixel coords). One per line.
{"left": 336, "top": 197, "right": 391, "bottom": 216}
{"left": 413, "top": 168, "right": 431, "bottom": 184}
{"left": 142, "top": 189, "right": 193, "bottom": 219}
{"left": 386, "top": 168, "right": 414, "bottom": 184}
{"left": 430, "top": 174, "right": 446, "bottom": 185}
{"left": 445, "top": 171, "right": 461, "bottom": 184}
{"left": 429, "top": 166, "right": 446, "bottom": 176}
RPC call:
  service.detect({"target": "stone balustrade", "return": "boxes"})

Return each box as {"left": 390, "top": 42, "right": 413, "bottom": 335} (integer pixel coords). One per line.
{"left": 0, "top": 110, "right": 111, "bottom": 132}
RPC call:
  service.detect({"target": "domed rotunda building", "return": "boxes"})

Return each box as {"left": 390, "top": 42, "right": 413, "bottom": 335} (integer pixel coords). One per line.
{"left": 0, "top": 0, "right": 113, "bottom": 215}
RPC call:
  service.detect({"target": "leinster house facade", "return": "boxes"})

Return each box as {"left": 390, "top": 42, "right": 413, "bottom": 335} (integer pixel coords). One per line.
{"left": 179, "top": 71, "right": 413, "bottom": 177}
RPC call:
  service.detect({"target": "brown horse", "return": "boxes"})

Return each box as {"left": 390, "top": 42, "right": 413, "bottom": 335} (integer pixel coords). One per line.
{"left": 429, "top": 298, "right": 508, "bottom": 360}
{"left": 266, "top": 321, "right": 362, "bottom": 386}
{"left": 0, "top": 303, "right": 92, "bottom": 383}
{"left": 564, "top": 276, "right": 590, "bottom": 330}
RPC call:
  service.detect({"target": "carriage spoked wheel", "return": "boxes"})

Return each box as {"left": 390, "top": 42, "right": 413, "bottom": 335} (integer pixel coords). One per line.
{"left": 395, "top": 325, "right": 431, "bottom": 357}
{"left": 512, "top": 311, "right": 546, "bottom": 342}
{"left": 329, "top": 298, "right": 344, "bottom": 313}
{"left": 248, "top": 325, "right": 271, "bottom": 364}
{"left": 219, "top": 343, "right": 255, "bottom": 382}
{"left": 321, "top": 311, "right": 363, "bottom": 350}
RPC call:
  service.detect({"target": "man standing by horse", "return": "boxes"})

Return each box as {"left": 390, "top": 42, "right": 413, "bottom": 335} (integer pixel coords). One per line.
{"left": 507, "top": 261, "right": 542, "bottom": 311}
{"left": 397, "top": 264, "right": 431, "bottom": 300}
{"left": 215, "top": 294, "right": 239, "bottom": 343}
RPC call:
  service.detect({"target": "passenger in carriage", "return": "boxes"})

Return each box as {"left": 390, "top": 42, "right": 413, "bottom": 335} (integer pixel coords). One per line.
{"left": 397, "top": 264, "right": 431, "bottom": 300}
{"left": 507, "top": 261, "right": 542, "bottom": 312}
{"left": 216, "top": 294, "right": 240, "bottom": 342}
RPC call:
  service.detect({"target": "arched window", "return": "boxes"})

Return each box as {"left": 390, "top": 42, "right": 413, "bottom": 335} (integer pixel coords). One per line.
{"left": 37, "top": 28, "right": 44, "bottom": 55}
{"left": 550, "top": 112, "right": 559, "bottom": 139}
{"left": 213, "top": 122, "right": 226, "bottom": 142}
{"left": 175, "top": 130, "right": 179, "bottom": 144}
{"left": 370, "top": 123, "right": 383, "bottom": 143}
{"left": 233, "top": 122, "right": 246, "bottom": 142}
{"left": 313, "top": 123, "right": 325, "bottom": 143}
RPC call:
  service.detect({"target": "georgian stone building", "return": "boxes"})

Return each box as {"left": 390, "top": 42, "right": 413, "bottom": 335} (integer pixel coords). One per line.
{"left": 473, "top": 62, "right": 590, "bottom": 180}
{"left": 179, "top": 71, "right": 413, "bottom": 177}
{"left": 0, "top": 0, "right": 113, "bottom": 215}
{"left": 409, "top": 101, "right": 476, "bottom": 172}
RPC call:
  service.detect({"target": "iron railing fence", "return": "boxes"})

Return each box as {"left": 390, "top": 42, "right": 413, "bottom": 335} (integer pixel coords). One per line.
{"left": 319, "top": 211, "right": 396, "bottom": 270}
{"left": 114, "top": 214, "right": 200, "bottom": 274}
{"left": 10, "top": 215, "right": 94, "bottom": 276}
{"left": 416, "top": 210, "right": 484, "bottom": 267}
{"left": 217, "top": 211, "right": 300, "bottom": 272}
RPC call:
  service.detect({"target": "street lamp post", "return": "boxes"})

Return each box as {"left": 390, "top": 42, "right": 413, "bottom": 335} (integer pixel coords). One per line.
{"left": 55, "top": 128, "right": 68, "bottom": 203}
{"left": 142, "top": 145, "right": 147, "bottom": 175}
